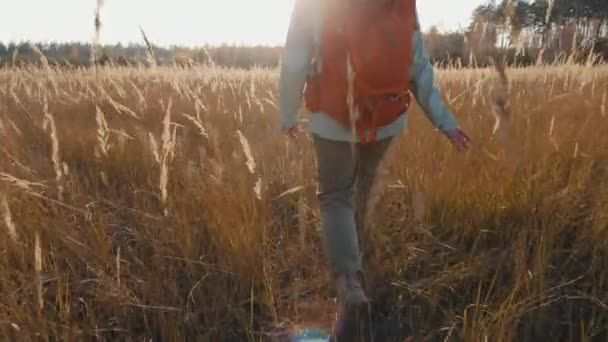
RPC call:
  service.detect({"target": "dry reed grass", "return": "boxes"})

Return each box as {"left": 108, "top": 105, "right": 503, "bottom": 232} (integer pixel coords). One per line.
{"left": 0, "top": 61, "right": 606, "bottom": 341}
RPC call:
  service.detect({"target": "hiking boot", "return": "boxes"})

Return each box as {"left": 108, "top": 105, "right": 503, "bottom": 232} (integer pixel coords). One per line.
{"left": 330, "top": 273, "right": 372, "bottom": 342}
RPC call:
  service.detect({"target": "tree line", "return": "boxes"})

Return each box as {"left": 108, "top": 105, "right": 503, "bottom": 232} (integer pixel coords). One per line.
{"left": 423, "top": 0, "right": 607, "bottom": 66}
{"left": 464, "top": 0, "right": 608, "bottom": 63}
{"left": 0, "top": 42, "right": 283, "bottom": 69}
{"left": 1, "top": 0, "right": 607, "bottom": 69}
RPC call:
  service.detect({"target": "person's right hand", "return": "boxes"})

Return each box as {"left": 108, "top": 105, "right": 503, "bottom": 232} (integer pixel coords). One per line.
{"left": 285, "top": 122, "right": 305, "bottom": 138}
{"left": 443, "top": 128, "right": 471, "bottom": 151}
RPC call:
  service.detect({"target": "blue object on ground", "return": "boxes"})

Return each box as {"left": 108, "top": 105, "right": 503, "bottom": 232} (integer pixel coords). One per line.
{"left": 290, "top": 328, "right": 330, "bottom": 342}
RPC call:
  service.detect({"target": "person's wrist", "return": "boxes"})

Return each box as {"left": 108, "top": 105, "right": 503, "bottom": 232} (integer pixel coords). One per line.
{"left": 281, "top": 116, "right": 299, "bottom": 132}
{"left": 441, "top": 125, "right": 459, "bottom": 134}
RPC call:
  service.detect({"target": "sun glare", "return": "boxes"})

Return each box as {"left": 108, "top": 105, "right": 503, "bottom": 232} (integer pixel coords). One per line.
{"left": 1, "top": 0, "right": 483, "bottom": 46}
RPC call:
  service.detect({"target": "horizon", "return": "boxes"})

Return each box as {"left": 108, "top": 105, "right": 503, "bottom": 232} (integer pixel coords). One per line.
{"left": 1, "top": 0, "right": 487, "bottom": 48}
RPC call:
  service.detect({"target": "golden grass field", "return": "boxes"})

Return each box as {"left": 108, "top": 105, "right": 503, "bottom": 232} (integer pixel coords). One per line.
{"left": 0, "top": 62, "right": 607, "bottom": 341}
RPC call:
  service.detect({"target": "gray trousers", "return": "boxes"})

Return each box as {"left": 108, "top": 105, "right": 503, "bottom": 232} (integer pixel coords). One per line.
{"left": 312, "top": 134, "right": 394, "bottom": 277}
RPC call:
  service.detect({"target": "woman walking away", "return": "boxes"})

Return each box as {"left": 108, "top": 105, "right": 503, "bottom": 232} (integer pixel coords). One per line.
{"left": 279, "top": 0, "right": 470, "bottom": 340}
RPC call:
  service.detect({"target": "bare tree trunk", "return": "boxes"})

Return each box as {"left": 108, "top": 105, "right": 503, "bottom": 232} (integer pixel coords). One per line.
{"left": 595, "top": 19, "right": 605, "bottom": 39}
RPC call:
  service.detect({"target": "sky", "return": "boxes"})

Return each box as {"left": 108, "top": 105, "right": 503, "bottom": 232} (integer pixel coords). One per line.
{"left": 0, "top": 0, "right": 487, "bottom": 47}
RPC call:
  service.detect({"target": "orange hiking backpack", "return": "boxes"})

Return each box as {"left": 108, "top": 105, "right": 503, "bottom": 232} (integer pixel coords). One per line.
{"left": 304, "top": 0, "right": 417, "bottom": 144}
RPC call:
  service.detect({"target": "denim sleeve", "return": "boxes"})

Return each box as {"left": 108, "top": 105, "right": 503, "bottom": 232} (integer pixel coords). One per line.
{"left": 279, "top": 0, "right": 315, "bottom": 132}
{"left": 409, "top": 22, "right": 458, "bottom": 132}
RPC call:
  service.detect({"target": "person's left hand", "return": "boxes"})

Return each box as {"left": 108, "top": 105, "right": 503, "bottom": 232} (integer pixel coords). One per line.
{"left": 443, "top": 128, "right": 471, "bottom": 151}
